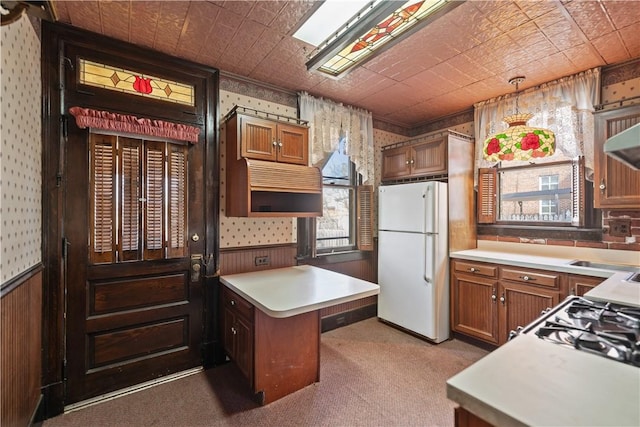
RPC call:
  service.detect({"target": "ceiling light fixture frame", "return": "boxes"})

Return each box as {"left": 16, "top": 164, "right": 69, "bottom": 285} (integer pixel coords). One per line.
{"left": 305, "top": 0, "right": 463, "bottom": 79}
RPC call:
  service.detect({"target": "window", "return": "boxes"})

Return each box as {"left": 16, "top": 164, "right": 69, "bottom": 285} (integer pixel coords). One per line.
{"left": 479, "top": 155, "right": 587, "bottom": 227}
{"left": 89, "top": 133, "right": 188, "bottom": 263}
{"left": 315, "top": 140, "right": 373, "bottom": 254}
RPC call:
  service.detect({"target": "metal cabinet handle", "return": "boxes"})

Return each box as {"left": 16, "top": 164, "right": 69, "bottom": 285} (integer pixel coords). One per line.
{"left": 278, "top": 142, "right": 283, "bottom": 147}
{"left": 500, "top": 294, "right": 505, "bottom": 305}
{"left": 405, "top": 160, "right": 410, "bottom": 165}
{"left": 272, "top": 140, "right": 278, "bottom": 146}
{"left": 491, "top": 293, "right": 497, "bottom": 303}
{"left": 231, "top": 327, "right": 237, "bottom": 335}
{"left": 469, "top": 267, "right": 476, "bottom": 272}
{"left": 230, "top": 300, "right": 236, "bottom": 306}
{"left": 599, "top": 179, "right": 606, "bottom": 192}
{"left": 520, "top": 275, "right": 535, "bottom": 281}
{"left": 410, "top": 159, "right": 415, "bottom": 164}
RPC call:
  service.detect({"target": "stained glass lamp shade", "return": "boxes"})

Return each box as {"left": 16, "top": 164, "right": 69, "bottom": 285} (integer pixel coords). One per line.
{"left": 483, "top": 78, "right": 555, "bottom": 162}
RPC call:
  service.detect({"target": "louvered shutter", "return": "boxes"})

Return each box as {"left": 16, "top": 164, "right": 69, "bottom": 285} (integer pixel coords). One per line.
{"left": 477, "top": 168, "right": 497, "bottom": 224}
{"left": 144, "top": 141, "right": 166, "bottom": 260}
{"left": 119, "top": 138, "right": 142, "bottom": 261}
{"left": 571, "top": 157, "right": 585, "bottom": 227}
{"left": 357, "top": 185, "right": 374, "bottom": 251}
{"left": 167, "top": 145, "right": 188, "bottom": 258}
{"left": 90, "top": 134, "right": 117, "bottom": 264}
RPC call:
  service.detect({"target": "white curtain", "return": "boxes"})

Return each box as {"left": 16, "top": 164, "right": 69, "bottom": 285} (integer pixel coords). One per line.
{"left": 474, "top": 68, "right": 601, "bottom": 179}
{"left": 299, "top": 92, "right": 375, "bottom": 184}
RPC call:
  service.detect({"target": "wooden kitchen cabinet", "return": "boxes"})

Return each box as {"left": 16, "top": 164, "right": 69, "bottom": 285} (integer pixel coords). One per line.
{"left": 222, "top": 286, "right": 254, "bottom": 384}
{"left": 227, "top": 108, "right": 308, "bottom": 166}
{"left": 451, "top": 261, "right": 562, "bottom": 345}
{"left": 594, "top": 104, "right": 640, "bottom": 208}
{"left": 381, "top": 138, "right": 447, "bottom": 181}
{"left": 567, "top": 274, "right": 603, "bottom": 296}
{"left": 451, "top": 260, "right": 499, "bottom": 344}
{"left": 224, "top": 106, "right": 322, "bottom": 217}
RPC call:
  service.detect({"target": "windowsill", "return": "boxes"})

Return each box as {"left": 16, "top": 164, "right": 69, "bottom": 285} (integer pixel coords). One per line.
{"left": 477, "top": 224, "right": 603, "bottom": 241}
{"left": 299, "top": 250, "right": 371, "bottom": 264}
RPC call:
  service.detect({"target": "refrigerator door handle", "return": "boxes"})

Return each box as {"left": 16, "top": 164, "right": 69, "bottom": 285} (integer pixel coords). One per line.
{"left": 424, "top": 234, "right": 434, "bottom": 284}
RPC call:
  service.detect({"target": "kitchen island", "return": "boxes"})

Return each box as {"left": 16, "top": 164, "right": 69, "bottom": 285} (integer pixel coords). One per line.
{"left": 219, "top": 265, "right": 380, "bottom": 404}
{"left": 447, "top": 245, "right": 640, "bottom": 426}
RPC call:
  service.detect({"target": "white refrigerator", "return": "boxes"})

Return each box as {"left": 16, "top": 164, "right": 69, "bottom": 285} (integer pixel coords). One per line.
{"left": 377, "top": 181, "right": 449, "bottom": 343}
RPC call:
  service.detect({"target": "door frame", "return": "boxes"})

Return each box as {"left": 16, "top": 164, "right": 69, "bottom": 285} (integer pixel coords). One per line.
{"left": 40, "top": 22, "right": 220, "bottom": 417}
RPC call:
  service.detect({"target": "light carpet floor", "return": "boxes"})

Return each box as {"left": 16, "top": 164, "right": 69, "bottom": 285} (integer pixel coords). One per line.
{"left": 43, "top": 318, "right": 489, "bottom": 427}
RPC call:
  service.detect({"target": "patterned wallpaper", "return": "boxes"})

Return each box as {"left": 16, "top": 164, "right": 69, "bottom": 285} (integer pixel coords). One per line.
{"left": 219, "top": 90, "right": 298, "bottom": 249}
{"left": 0, "top": 15, "right": 42, "bottom": 284}
{"left": 601, "top": 76, "right": 640, "bottom": 109}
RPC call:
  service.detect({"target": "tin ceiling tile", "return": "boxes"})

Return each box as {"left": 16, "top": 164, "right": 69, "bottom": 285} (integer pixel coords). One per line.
{"left": 66, "top": 1, "right": 103, "bottom": 35}
{"left": 592, "top": 32, "right": 631, "bottom": 64}
{"left": 563, "top": 1, "right": 616, "bottom": 41}
{"left": 129, "top": 1, "right": 162, "bottom": 49}
{"left": 152, "top": 1, "right": 190, "bottom": 55}
{"left": 248, "top": 1, "right": 286, "bottom": 26}
{"left": 175, "top": 2, "right": 222, "bottom": 59}
{"left": 620, "top": 23, "right": 640, "bottom": 58}
{"left": 99, "top": 1, "right": 130, "bottom": 42}
{"left": 51, "top": 1, "right": 70, "bottom": 23}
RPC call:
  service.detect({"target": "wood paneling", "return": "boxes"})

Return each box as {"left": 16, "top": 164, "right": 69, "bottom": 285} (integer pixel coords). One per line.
{"left": 219, "top": 244, "right": 297, "bottom": 275}
{"left": 1, "top": 267, "right": 42, "bottom": 427}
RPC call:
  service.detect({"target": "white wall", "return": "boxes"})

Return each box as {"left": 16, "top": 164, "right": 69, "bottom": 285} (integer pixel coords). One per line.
{"left": 0, "top": 15, "right": 42, "bottom": 283}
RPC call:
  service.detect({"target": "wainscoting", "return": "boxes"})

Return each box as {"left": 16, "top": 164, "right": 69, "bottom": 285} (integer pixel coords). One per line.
{"left": 218, "top": 245, "right": 378, "bottom": 325}
{"left": 1, "top": 265, "right": 43, "bottom": 427}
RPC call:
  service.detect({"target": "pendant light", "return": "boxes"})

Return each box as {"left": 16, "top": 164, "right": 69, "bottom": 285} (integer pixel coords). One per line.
{"left": 483, "top": 76, "right": 555, "bottom": 162}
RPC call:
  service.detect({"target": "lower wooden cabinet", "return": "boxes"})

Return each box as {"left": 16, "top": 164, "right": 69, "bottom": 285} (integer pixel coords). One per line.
{"left": 451, "top": 260, "right": 561, "bottom": 345}
{"left": 567, "top": 274, "right": 603, "bottom": 296}
{"left": 222, "top": 286, "right": 254, "bottom": 384}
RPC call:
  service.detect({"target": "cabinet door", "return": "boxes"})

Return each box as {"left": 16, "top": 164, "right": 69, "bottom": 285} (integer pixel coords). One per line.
{"left": 411, "top": 138, "right": 447, "bottom": 177}
{"left": 381, "top": 146, "right": 412, "bottom": 180}
{"left": 451, "top": 273, "right": 499, "bottom": 344}
{"left": 277, "top": 123, "right": 308, "bottom": 165}
{"left": 568, "top": 275, "right": 602, "bottom": 297}
{"left": 240, "top": 115, "right": 278, "bottom": 161}
{"left": 594, "top": 105, "right": 640, "bottom": 208}
{"left": 234, "top": 315, "right": 254, "bottom": 382}
{"left": 499, "top": 282, "right": 559, "bottom": 345}
{"left": 222, "top": 307, "right": 236, "bottom": 357}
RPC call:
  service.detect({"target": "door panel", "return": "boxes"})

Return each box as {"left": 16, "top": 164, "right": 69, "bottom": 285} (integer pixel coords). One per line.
{"left": 65, "top": 126, "right": 204, "bottom": 404}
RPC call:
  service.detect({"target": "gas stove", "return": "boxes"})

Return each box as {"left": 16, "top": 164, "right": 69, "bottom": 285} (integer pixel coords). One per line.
{"left": 515, "top": 296, "right": 640, "bottom": 367}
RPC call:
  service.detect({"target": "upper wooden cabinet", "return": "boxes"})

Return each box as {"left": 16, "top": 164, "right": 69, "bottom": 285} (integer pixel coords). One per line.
{"left": 594, "top": 104, "right": 640, "bottom": 209}
{"left": 381, "top": 138, "right": 446, "bottom": 181}
{"left": 227, "top": 109, "right": 308, "bottom": 166}
{"left": 223, "top": 107, "right": 321, "bottom": 217}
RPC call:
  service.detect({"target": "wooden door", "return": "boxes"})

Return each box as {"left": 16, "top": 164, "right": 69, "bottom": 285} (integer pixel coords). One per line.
{"left": 276, "top": 123, "right": 308, "bottom": 165}
{"left": 594, "top": 105, "right": 640, "bottom": 208}
{"left": 498, "top": 282, "right": 559, "bottom": 345}
{"left": 240, "top": 115, "right": 278, "bottom": 162}
{"left": 451, "top": 274, "right": 499, "bottom": 344}
{"left": 410, "top": 138, "right": 447, "bottom": 177}
{"left": 381, "top": 146, "right": 412, "bottom": 181}
{"left": 64, "top": 130, "right": 205, "bottom": 404}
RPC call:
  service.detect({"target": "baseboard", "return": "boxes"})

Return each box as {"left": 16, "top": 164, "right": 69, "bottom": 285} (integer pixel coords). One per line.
{"left": 321, "top": 304, "right": 377, "bottom": 333}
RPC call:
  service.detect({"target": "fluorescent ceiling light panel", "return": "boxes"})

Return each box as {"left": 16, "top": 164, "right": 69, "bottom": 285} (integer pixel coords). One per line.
{"left": 293, "top": 0, "right": 374, "bottom": 47}
{"left": 305, "top": 0, "right": 462, "bottom": 78}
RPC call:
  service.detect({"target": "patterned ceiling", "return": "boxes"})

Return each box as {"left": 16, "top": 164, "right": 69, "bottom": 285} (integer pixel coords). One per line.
{"left": 50, "top": 0, "right": 640, "bottom": 129}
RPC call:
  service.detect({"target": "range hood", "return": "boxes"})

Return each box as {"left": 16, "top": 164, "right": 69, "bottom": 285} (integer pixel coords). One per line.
{"left": 604, "top": 122, "right": 640, "bottom": 170}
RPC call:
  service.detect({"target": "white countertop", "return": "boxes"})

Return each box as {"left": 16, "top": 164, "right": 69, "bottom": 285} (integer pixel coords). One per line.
{"left": 447, "top": 334, "right": 640, "bottom": 427}
{"left": 450, "top": 248, "right": 640, "bottom": 307}
{"left": 219, "top": 265, "right": 380, "bottom": 318}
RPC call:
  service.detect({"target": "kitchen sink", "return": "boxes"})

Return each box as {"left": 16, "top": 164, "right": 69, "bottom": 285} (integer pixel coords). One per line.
{"left": 568, "top": 260, "right": 640, "bottom": 273}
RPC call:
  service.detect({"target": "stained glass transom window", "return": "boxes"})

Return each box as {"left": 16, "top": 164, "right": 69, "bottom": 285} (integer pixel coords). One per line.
{"left": 79, "top": 59, "right": 195, "bottom": 107}
{"left": 317, "top": 0, "right": 446, "bottom": 77}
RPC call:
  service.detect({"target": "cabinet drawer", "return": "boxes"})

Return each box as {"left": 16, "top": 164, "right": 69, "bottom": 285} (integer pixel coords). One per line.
{"left": 223, "top": 287, "right": 253, "bottom": 320}
{"left": 453, "top": 260, "right": 497, "bottom": 278}
{"left": 500, "top": 267, "right": 560, "bottom": 288}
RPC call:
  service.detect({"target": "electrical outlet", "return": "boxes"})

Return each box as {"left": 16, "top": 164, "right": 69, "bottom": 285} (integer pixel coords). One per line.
{"left": 255, "top": 256, "right": 270, "bottom": 266}
{"left": 609, "top": 218, "right": 631, "bottom": 237}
